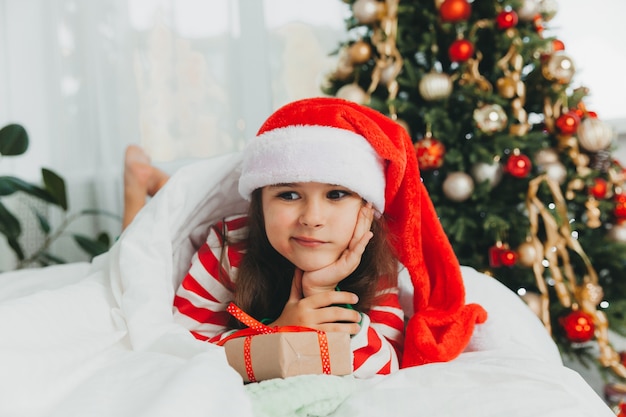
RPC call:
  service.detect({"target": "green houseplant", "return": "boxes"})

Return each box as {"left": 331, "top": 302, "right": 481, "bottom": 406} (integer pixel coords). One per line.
{"left": 0, "top": 123, "right": 118, "bottom": 270}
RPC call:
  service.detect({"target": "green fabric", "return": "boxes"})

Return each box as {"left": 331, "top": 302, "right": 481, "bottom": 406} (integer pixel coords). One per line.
{"left": 244, "top": 374, "right": 359, "bottom": 417}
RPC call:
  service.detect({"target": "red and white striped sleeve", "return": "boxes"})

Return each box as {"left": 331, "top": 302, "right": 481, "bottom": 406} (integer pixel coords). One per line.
{"left": 351, "top": 286, "right": 405, "bottom": 378}
{"left": 172, "top": 215, "right": 248, "bottom": 343}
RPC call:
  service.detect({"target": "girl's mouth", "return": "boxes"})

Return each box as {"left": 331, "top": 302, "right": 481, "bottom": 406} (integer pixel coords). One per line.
{"left": 292, "top": 236, "right": 325, "bottom": 247}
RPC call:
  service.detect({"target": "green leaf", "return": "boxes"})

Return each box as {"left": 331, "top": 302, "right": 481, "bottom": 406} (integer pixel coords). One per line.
{"left": 96, "top": 232, "right": 111, "bottom": 248}
{"left": 33, "top": 210, "right": 51, "bottom": 234}
{"left": 7, "top": 236, "right": 25, "bottom": 260}
{"left": 73, "top": 234, "right": 109, "bottom": 257}
{"left": 0, "top": 124, "right": 29, "bottom": 156}
{"left": 41, "top": 168, "right": 68, "bottom": 210}
{"left": 0, "top": 176, "right": 57, "bottom": 204}
{"left": 38, "top": 251, "right": 67, "bottom": 265}
{"left": 0, "top": 200, "right": 22, "bottom": 238}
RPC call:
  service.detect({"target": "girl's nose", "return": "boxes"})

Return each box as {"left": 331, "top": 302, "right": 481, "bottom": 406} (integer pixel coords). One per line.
{"left": 299, "top": 200, "right": 324, "bottom": 228}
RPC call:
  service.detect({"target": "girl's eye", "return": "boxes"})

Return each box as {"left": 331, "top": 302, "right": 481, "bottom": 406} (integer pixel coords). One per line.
{"left": 327, "top": 190, "right": 351, "bottom": 200}
{"left": 277, "top": 191, "right": 300, "bottom": 201}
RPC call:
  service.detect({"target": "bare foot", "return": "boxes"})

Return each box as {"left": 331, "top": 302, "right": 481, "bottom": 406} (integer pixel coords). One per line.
{"left": 122, "top": 145, "right": 170, "bottom": 230}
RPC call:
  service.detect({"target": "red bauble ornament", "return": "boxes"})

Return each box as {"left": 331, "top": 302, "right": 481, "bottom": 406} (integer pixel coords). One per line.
{"left": 552, "top": 39, "right": 565, "bottom": 52}
{"left": 496, "top": 10, "right": 518, "bottom": 30}
{"left": 499, "top": 249, "right": 517, "bottom": 267}
{"left": 555, "top": 111, "right": 581, "bottom": 135}
{"left": 589, "top": 178, "right": 608, "bottom": 199}
{"left": 439, "top": 0, "right": 471, "bottom": 22}
{"left": 448, "top": 39, "right": 474, "bottom": 62}
{"left": 533, "top": 15, "right": 544, "bottom": 33}
{"left": 488, "top": 243, "right": 516, "bottom": 267}
{"left": 560, "top": 310, "right": 595, "bottom": 343}
{"left": 615, "top": 193, "right": 626, "bottom": 219}
{"left": 506, "top": 153, "right": 532, "bottom": 178}
{"left": 414, "top": 137, "right": 446, "bottom": 170}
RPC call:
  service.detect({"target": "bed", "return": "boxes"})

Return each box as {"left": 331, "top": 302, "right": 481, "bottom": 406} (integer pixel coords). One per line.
{"left": 0, "top": 152, "right": 615, "bottom": 417}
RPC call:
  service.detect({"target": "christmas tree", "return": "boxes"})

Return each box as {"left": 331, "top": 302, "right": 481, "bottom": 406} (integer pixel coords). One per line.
{"left": 323, "top": 0, "right": 626, "bottom": 383}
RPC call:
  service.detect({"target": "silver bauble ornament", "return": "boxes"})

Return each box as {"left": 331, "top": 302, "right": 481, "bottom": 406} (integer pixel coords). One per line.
{"left": 418, "top": 72, "right": 453, "bottom": 101}
{"left": 443, "top": 172, "right": 474, "bottom": 202}
{"left": 352, "top": 0, "right": 385, "bottom": 25}
{"left": 470, "top": 161, "right": 503, "bottom": 189}
{"left": 608, "top": 222, "right": 626, "bottom": 243}
{"left": 336, "top": 84, "right": 368, "bottom": 104}
{"left": 540, "top": 0, "right": 558, "bottom": 21}
{"left": 332, "top": 49, "right": 355, "bottom": 80}
{"left": 542, "top": 53, "right": 575, "bottom": 84}
{"left": 534, "top": 148, "right": 559, "bottom": 168}
{"left": 473, "top": 104, "right": 508, "bottom": 133}
{"left": 577, "top": 117, "right": 614, "bottom": 152}
{"left": 517, "top": 0, "right": 540, "bottom": 21}
{"left": 541, "top": 161, "right": 567, "bottom": 185}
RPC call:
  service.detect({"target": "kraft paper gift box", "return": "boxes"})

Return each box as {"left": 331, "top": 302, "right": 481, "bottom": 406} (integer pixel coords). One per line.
{"left": 223, "top": 331, "right": 352, "bottom": 383}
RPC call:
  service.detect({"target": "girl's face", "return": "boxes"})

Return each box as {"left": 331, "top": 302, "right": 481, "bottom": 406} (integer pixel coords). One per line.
{"left": 261, "top": 182, "right": 364, "bottom": 272}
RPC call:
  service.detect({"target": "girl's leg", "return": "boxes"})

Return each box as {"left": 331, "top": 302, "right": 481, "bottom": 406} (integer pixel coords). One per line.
{"left": 122, "top": 145, "right": 169, "bottom": 230}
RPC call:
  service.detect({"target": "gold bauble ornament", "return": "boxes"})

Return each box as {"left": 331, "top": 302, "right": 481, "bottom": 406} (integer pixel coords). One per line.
{"left": 434, "top": 0, "right": 446, "bottom": 9}
{"left": 517, "top": 241, "right": 540, "bottom": 267}
{"left": 336, "top": 83, "right": 368, "bottom": 104}
{"left": 352, "top": 0, "right": 385, "bottom": 25}
{"left": 542, "top": 53, "right": 575, "bottom": 84}
{"left": 442, "top": 172, "right": 474, "bottom": 202}
{"left": 473, "top": 103, "right": 508, "bottom": 133}
{"left": 348, "top": 40, "right": 373, "bottom": 65}
{"left": 418, "top": 72, "right": 453, "bottom": 101}
{"left": 577, "top": 117, "right": 615, "bottom": 152}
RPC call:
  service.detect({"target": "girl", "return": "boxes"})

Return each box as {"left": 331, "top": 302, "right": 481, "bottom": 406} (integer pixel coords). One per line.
{"left": 172, "top": 97, "right": 487, "bottom": 378}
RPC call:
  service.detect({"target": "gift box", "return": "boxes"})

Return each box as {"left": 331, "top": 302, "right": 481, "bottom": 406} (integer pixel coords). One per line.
{"left": 223, "top": 331, "right": 351, "bottom": 383}
{"left": 219, "top": 303, "right": 352, "bottom": 383}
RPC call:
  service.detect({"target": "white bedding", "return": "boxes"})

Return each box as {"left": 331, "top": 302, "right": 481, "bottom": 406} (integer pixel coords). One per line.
{"left": 0, "top": 152, "right": 614, "bottom": 417}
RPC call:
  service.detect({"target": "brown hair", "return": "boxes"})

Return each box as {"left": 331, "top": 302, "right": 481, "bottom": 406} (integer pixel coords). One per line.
{"left": 225, "top": 188, "right": 398, "bottom": 327}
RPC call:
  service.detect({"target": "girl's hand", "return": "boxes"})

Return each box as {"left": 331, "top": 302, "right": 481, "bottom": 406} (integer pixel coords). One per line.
{"left": 270, "top": 269, "right": 362, "bottom": 334}
{"left": 301, "top": 203, "right": 375, "bottom": 297}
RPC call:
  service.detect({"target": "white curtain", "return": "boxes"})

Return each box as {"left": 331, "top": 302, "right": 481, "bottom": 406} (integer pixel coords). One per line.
{"left": 0, "top": 0, "right": 349, "bottom": 267}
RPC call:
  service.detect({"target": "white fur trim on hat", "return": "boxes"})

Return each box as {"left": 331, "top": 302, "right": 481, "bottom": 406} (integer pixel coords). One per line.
{"left": 238, "top": 125, "right": 386, "bottom": 212}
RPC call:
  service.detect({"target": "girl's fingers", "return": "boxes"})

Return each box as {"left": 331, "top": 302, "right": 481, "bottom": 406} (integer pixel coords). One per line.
{"left": 317, "top": 306, "right": 362, "bottom": 324}
{"left": 351, "top": 203, "right": 374, "bottom": 246}
{"left": 302, "top": 290, "right": 358, "bottom": 309}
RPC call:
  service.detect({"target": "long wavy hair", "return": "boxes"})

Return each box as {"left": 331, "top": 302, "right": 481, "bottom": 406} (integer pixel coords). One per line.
{"left": 222, "top": 188, "right": 399, "bottom": 327}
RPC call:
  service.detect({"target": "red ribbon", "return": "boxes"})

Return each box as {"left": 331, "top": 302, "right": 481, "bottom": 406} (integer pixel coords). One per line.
{"left": 217, "top": 303, "right": 331, "bottom": 382}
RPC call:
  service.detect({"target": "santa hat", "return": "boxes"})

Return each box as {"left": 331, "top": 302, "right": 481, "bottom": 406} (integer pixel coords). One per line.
{"left": 239, "top": 97, "right": 487, "bottom": 367}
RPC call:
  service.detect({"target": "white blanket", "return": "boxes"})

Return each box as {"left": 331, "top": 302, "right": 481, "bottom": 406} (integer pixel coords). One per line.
{"left": 0, "top": 152, "right": 614, "bottom": 417}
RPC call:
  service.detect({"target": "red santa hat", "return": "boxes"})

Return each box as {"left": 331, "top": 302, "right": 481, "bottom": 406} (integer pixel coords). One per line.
{"left": 238, "top": 97, "right": 487, "bottom": 367}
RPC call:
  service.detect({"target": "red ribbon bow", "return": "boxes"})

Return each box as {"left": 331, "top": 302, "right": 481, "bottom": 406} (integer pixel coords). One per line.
{"left": 217, "top": 303, "right": 332, "bottom": 382}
